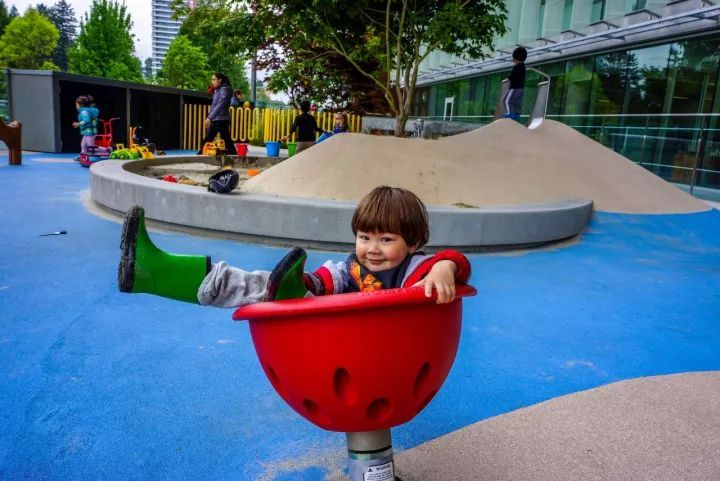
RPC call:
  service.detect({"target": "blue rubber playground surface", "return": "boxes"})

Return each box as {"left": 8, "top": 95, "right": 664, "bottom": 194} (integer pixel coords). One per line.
{"left": 1, "top": 153, "right": 720, "bottom": 480}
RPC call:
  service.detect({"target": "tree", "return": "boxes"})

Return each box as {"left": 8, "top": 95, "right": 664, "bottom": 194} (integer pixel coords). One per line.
{"left": 35, "top": 3, "right": 52, "bottom": 18}
{"left": 174, "top": 2, "right": 249, "bottom": 93}
{"left": 225, "top": 1, "right": 507, "bottom": 135}
{"left": 0, "top": 9, "right": 58, "bottom": 69}
{"left": 47, "top": 0, "right": 78, "bottom": 70}
{"left": 36, "top": 0, "right": 78, "bottom": 70}
{"left": 67, "top": 0, "right": 142, "bottom": 82}
{"left": 143, "top": 56, "right": 153, "bottom": 80}
{"left": 157, "top": 35, "right": 210, "bottom": 90}
{"left": 0, "top": 0, "right": 18, "bottom": 36}
{"left": 262, "top": 44, "right": 390, "bottom": 112}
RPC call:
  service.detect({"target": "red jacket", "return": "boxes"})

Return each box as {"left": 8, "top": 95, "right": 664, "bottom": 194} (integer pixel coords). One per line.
{"left": 310, "top": 249, "right": 471, "bottom": 295}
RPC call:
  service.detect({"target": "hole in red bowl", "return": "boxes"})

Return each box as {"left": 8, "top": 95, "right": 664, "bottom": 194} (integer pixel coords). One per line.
{"left": 367, "top": 398, "right": 393, "bottom": 422}
{"left": 334, "top": 367, "right": 358, "bottom": 407}
{"left": 264, "top": 363, "right": 279, "bottom": 386}
{"left": 412, "top": 362, "right": 431, "bottom": 399}
{"left": 302, "top": 398, "right": 331, "bottom": 425}
{"left": 416, "top": 389, "right": 438, "bottom": 414}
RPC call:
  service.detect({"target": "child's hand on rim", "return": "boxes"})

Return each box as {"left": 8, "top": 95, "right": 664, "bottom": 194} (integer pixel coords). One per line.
{"left": 412, "top": 260, "right": 458, "bottom": 304}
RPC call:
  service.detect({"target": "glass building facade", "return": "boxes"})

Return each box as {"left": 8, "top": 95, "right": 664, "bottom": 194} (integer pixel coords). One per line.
{"left": 413, "top": 1, "right": 720, "bottom": 199}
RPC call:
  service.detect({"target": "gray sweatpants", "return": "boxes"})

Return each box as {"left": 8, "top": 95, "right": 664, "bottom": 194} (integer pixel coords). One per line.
{"left": 197, "top": 261, "right": 270, "bottom": 308}
{"left": 503, "top": 88, "right": 524, "bottom": 116}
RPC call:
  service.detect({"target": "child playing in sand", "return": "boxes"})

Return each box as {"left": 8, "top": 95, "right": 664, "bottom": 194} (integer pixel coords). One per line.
{"left": 503, "top": 47, "right": 527, "bottom": 121}
{"left": 281, "top": 100, "right": 327, "bottom": 154}
{"left": 332, "top": 112, "right": 349, "bottom": 134}
{"left": 118, "top": 186, "right": 471, "bottom": 306}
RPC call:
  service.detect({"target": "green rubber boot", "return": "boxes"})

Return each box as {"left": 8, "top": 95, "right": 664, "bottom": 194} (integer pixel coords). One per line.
{"left": 118, "top": 206, "right": 210, "bottom": 304}
{"left": 264, "top": 247, "right": 309, "bottom": 301}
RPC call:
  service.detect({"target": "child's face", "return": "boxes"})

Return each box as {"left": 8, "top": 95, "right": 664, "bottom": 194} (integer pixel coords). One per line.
{"left": 355, "top": 230, "right": 417, "bottom": 272}
{"left": 334, "top": 115, "right": 344, "bottom": 126}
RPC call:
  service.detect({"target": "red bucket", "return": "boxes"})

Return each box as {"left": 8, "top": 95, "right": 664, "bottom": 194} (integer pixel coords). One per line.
{"left": 235, "top": 143, "right": 248, "bottom": 156}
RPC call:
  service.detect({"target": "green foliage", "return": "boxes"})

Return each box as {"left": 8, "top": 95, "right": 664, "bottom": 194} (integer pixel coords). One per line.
{"left": 0, "top": 9, "right": 59, "bottom": 69}
{"left": 176, "top": 1, "right": 249, "bottom": 92}
{"left": 0, "top": 0, "right": 18, "bottom": 36}
{"left": 67, "top": 0, "right": 142, "bottom": 82}
{"left": 143, "top": 57, "right": 153, "bottom": 80}
{"left": 157, "top": 35, "right": 210, "bottom": 91}
{"left": 223, "top": 0, "right": 507, "bottom": 134}
{"left": 36, "top": 3, "right": 53, "bottom": 18}
{"left": 47, "top": 0, "right": 78, "bottom": 70}
{"left": 36, "top": 0, "right": 78, "bottom": 71}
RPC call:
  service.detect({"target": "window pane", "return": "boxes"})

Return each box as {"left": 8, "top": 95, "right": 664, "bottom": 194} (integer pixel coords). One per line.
{"left": 483, "top": 72, "right": 505, "bottom": 116}
{"left": 433, "top": 84, "right": 447, "bottom": 117}
{"left": 626, "top": 44, "right": 671, "bottom": 114}
{"left": 562, "top": 0, "right": 573, "bottom": 30}
{"left": 591, "top": 52, "right": 628, "bottom": 115}
{"left": 468, "top": 77, "right": 486, "bottom": 118}
{"left": 542, "top": 62, "right": 567, "bottom": 116}
{"left": 591, "top": 0, "right": 605, "bottom": 23}
{"left": 563, "top": 57, "right": 595, "bottom": 115}
{"left": 538, "top": 0, "right": 546, "bottom": 38}
{"left": 456, "top": 79, "right": 472, "bottom": 118}
{"left": 667, "top": 38, "right": 720, "bottom": 114}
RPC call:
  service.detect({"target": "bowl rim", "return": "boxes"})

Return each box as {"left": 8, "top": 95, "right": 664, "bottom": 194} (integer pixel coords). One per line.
{"left": 232, "top": 284, "right": 477, "bottom": 322}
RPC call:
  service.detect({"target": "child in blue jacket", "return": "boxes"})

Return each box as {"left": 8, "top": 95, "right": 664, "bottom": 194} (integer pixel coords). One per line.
{"left": 72, "top": 95, "right": 99, "bottom": 159}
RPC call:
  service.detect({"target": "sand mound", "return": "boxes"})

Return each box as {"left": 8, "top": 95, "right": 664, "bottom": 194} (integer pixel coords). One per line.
{"left": 241, "top": 119, "right": 708, "bottom": 214}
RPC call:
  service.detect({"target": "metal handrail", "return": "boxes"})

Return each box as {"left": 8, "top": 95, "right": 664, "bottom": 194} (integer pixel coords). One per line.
{"left": 546, "top": 113, "right": 720, "bottom": 118}
{"left": 527, "top": 67, "right": 550, "bottom": 82}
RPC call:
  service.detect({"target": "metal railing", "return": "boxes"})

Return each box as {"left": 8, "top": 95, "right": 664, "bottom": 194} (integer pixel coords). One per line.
{"left": 544, "top": 113, "right": 720, "bottom": 199}
{"left": 493, "top": 68, "right": 550, "bottom": 129}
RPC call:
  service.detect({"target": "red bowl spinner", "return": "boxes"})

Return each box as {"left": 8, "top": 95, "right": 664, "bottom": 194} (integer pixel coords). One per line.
{"left": 232, "top": 285, "right": 477, "bottom": 432}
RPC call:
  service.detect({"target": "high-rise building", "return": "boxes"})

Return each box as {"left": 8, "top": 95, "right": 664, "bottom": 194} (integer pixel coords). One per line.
{"left": 151, "top": 0, "right": 194, "bottom": 74}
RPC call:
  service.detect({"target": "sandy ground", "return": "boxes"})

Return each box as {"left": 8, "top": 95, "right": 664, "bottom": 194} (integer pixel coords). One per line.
{"left": 395, "top": 372, "right": 720, "bottom": 481}
{"left": 242, "top": 119, "right": 709, "bottom": 214}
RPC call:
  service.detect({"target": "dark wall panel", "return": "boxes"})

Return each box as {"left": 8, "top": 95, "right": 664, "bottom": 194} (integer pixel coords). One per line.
{"left": 58, "top": 80, "right": 128, "bottom": 153}
{"left": 129, "top": 90, "right": 180, "bottom": 150}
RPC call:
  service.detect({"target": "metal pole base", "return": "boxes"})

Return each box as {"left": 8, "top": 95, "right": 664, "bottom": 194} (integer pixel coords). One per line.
{"left": 346, "top": 429, "right": 397, "bottom": 481}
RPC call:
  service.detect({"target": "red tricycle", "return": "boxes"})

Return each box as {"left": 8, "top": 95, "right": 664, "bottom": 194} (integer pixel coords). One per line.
{"left": 79, "top": 117, "right": 119, "bottom": 168}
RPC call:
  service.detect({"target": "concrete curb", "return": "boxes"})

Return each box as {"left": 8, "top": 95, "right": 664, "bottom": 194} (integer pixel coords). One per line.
{"left": 90, "top": 157, "right": 593, "bottom": 249}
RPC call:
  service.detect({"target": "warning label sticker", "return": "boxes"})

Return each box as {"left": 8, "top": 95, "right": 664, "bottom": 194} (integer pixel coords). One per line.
{"left": 363, "top": 461, "right": 394, "bottom": 481}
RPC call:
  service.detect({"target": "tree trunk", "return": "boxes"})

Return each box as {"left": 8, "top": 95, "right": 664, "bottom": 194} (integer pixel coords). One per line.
{"left": 394, "top": 116, "right": 408, "bottom": 137}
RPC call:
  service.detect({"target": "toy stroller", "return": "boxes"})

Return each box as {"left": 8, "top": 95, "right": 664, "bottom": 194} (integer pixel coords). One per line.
{"left": 80, "top": 117, "right": 118, "bottom": 168}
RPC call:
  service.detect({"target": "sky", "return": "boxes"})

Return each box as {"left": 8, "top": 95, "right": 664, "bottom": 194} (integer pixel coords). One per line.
{"left": 10, "top": 0, "right": 153, "bottom": 59}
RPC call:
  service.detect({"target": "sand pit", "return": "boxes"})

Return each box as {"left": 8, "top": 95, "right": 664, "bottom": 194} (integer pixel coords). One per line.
{"left": 241, "top": 119, "right": 709, "bottom": 214}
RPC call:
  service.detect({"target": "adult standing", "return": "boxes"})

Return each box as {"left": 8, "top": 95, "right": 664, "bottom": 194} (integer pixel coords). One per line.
{"left": 198, "top": 72, "right": 237, "bottom": 155}
{"left": 282, "top": 100, "right": 327, "bottom": 154}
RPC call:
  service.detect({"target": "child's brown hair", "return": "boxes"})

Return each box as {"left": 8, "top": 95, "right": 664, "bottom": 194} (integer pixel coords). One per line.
{"left": 351, "top": 186, "right": 429, "bottom": 248}
{"left": 75, "top": 95, "right": 90, "bottom": 107}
